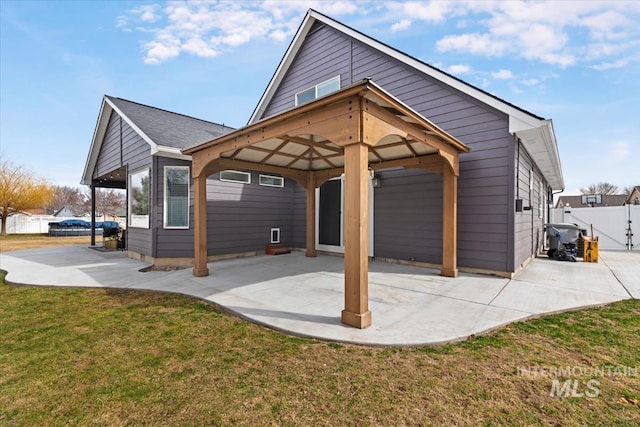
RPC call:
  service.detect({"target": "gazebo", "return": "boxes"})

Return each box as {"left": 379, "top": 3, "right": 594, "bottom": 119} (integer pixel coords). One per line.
{"left": 183, "top": 79, "right": 469, "bottom": 328}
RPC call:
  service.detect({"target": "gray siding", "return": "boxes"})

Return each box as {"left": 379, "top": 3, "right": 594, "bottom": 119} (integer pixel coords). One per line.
{"left": 206, "top": 171, "right": 296, "bottom": 256}
{"left": 513, "top": 141, "right": 547, "bottom": 268}
{"left": 261, "top": 23, "right": 513, "bottom": 272}
{"left": 95, "top": 112, "right": 152, "bottom": 256}
{"left": 153, "top": 156, "right": 192, "bottom": 258}
{"left": 374, "top": 169, "right": 442, "bottom": 262}
{"left": 153, "top": 159, "right": 298, "bottom": 258}
{"left": 291, "top": 183, "right": 306, "bottom": 249}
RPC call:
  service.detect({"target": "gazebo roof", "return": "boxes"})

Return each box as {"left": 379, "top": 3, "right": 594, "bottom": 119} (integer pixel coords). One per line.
{"left": 184, "top": 79, "right": 469, "bottom": 182}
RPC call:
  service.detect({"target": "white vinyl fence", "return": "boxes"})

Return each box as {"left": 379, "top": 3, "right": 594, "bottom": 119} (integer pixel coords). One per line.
{"left": 4, "top": 215, "right": 90, "bottom": 234}
{"left": 550, "top": 205, "right": 639, "bottom": 250}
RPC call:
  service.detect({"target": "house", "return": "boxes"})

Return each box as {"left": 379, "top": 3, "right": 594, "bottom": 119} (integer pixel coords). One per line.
{"left": 82, "top": 10, "right": 564, "bottom": 328}
{"left": 556, "top": 194, "right": 628, "bottom": 208}
{"left": 53, "top": 206, "right": 80, "bottom": 217}
{"left": 626, "top": 186, "right": 640, "bottom": 205}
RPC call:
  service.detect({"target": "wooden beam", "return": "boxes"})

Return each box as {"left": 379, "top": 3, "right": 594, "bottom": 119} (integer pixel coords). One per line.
{"left": 305, "top": 173, "right": 317, "bottom": 257}
{"left": 341, "top": 142, "right": 372, "bottom": 329}
{"left": 286, "top": 135, "right": 342, "bottom": 153}
{"left": 188, "top": 98, "right": 358, "bottom": 162}
{"left": 369, "top": 154, "right": 443, "bottom": 176}
{"left": 364, "top": 101, "right": 461, "bottom": 159}
{"left": 193, "top": 173, "right": 209, "bottom": 277}
{"left": 258, "top": 139, "right": 290, "bottom": 163}
{"left": 441, "top": 158, "right": 458, "bottom": 277}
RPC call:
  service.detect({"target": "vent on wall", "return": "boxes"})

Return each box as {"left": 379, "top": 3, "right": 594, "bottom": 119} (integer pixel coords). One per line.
{"left": 271, "top": 228, "right": 280, "bottom": 244}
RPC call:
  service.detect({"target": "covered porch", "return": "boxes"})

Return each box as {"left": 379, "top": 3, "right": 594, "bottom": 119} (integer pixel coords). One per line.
{"left": 183, "top": 79, "right": 469, "bottom": 328}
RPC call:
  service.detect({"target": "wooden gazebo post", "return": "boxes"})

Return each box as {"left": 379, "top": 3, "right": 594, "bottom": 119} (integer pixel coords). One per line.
{"left": 341, "top": 141, "right": 372, "bottom": 328}
{"left": 193, "top": 172, "right": 209, "bottom": 277}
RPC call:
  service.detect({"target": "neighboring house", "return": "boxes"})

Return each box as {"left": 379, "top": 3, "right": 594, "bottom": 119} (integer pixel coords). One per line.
{"left": 556, "top": 194, "right": 628, "bottom": 208}
{"left": 54, "top": 206, "right": 79, "bottom": 217}
{"left": 82, "top": 10, "right": 564, "bottom": 327}
{"left": 626, "top": 186, "right": 640, "bottom": 205}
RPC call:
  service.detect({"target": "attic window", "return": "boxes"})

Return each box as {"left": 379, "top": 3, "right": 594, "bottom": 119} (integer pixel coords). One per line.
{"left": 295, "top": 76, "right": 340, "bottom": 106}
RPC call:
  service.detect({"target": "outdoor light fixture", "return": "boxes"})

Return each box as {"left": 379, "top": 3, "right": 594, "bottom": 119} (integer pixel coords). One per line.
{"left": 372, "top": 174, "right": 382, "bottom": 188}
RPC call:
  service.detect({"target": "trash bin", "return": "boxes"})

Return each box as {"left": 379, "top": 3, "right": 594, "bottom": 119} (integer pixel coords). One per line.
{"left": 582, "top": 236, "right": 599, "bottom": 263}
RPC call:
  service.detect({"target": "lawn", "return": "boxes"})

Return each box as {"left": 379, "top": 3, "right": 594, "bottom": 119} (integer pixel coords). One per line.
{"left": 0, "top": 236, "right": 638, "bottom": 426}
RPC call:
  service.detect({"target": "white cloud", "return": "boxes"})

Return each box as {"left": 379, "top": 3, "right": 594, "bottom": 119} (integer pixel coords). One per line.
{"left": 432, "top": 1, "right": 638, "bottom": 69}
{"left": 117, "top": 0, "right": 640, "bottom": 69}
{"left": 521, "top": 78, "right": 539, "bottom": 86}
{"left": 391, "top": 19, "right": 411, "bottom": 32}
{"left": 135, "top": 5, "right": 160, "bottom": 23}
{"left": 448, "top": 64, "right": 471, "bottom": 74}
{"left": 437, "top": 33, "right": 508, "bottom": 56}
{"left": 590, "top": 58, "right": 630, "bottom": 71}
{"left": 491, "top": 69, "right": 513, "bottom": 80}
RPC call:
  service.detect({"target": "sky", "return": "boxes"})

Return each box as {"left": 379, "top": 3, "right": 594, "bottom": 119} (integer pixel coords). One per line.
{"left": 1, "top": 0, "right": 639, "bottom": 195}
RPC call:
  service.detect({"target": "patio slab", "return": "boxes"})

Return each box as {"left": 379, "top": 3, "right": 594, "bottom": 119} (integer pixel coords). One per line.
{"left": 0, "top": 246, "right": 636, "bottom": 346}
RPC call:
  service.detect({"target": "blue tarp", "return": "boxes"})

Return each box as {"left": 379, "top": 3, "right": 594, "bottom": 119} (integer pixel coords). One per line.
{"left": 48, "top": 220, "right": 120, "bottom": 229}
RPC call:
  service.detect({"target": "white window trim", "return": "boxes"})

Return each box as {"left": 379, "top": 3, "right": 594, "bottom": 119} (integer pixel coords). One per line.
{"left": 220, "top": 170, "right": 251, "bottom": 184}
{"left": 128, "top": 168, "right": 150, "bottom": 229}
{"left": 163, "top": 166, "right": 190, "bottom": 230}
{"left": 295, "top": 75, "right": 340, "bottom": 106}
{"left": 259, "top": 174, "right": 285, "bottom": 188}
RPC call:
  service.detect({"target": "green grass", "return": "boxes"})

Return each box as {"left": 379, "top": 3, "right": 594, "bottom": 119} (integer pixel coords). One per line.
{"left": 1, "top": 272, "right": 639, "bottom": 425}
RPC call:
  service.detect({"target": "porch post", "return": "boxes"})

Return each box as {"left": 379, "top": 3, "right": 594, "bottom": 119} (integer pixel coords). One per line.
{"left": 193, "top": 173, "right": 209, "bottom": 277}
{"left": 305, "top": 172, "right": 317, "bottom": 257}
{"left": 90, "top": 182, "right": 96, "bottom": 246}
{"left": 441, "top": 161, "right": 458, "bottom": 277}
{"left": 341, "top": 143, "right": 372, "bottom": 328}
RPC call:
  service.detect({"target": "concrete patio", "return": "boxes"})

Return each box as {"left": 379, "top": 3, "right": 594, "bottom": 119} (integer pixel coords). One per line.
{"left": 1, "top": 246, "right": 637, "bottom": 346}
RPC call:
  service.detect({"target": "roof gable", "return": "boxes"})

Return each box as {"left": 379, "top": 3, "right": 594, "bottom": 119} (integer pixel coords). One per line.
{"left": 81, "top": 96, "right": 234, "bottom": 185}
{"left": 249, "top": 9, "right": 564, "bottom": 191}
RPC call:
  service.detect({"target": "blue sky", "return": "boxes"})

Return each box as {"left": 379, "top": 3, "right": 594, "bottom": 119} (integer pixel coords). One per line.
{"left": 1, "top": 0, "right": 639, "bottom": 195}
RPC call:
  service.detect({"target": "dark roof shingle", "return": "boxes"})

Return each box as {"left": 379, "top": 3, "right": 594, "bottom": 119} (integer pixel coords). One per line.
{"left": 106, "top": 96, "right": 234, "bottom": 150}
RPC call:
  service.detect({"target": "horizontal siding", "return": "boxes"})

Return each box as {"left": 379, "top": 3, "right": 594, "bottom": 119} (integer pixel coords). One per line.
{"left": 155, "top": 166, "right": 297, "bottom": 258}
{"left": 264, "top": 22, "right": 351, "bottom": 117}
{"left": 513, "top": 142, "right": 547, "bottom": 267}
{"left": 374, "top": 169, "right": 443, "bottom": 263}
{"left": 259, "top": 24, "right": 517, "bottom": 272}
{"left": 95, "top": 111, "right": 153, "bottom": 256}
{"left": 96, "top": 112, "right": 151, "bottom": 176}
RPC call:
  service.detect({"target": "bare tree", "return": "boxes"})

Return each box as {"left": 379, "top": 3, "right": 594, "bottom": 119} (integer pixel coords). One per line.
{"left": 579, "top": 182, "right": 621, "bottom": 195}
{"left": 85, "top": 188, "right": 126, "bottom": 217}
{"left": 0, "top": 160, "right": 53, "bottom": 235}
{"left": 46, "top": 185, "right": 87, "bottom": 215}
{"left": 622, "top": 185, "right": 637, "bottom": 195}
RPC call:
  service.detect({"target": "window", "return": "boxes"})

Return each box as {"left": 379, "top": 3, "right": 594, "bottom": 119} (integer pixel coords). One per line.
{"left": 129, "top": 169, "right": 150, "bottom": 228}
{"left": 295, "top": 76, "right": 340, "bottom": 106}
{"left": 259, "top": 174, "right": 284, "bottom": 188}
{"left": 164, "top": 166, "right": 190, "bottom": 229}
{"left": 220, "top": 170, "right": 251, "bottom": 184}
{"left": 538, "top": 181, "right": 544, "bottom": 219}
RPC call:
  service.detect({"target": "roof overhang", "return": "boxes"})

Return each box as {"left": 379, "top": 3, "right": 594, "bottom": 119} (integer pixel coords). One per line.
{"left": 511, "top": 117, "right": 564, "bottom": 191}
